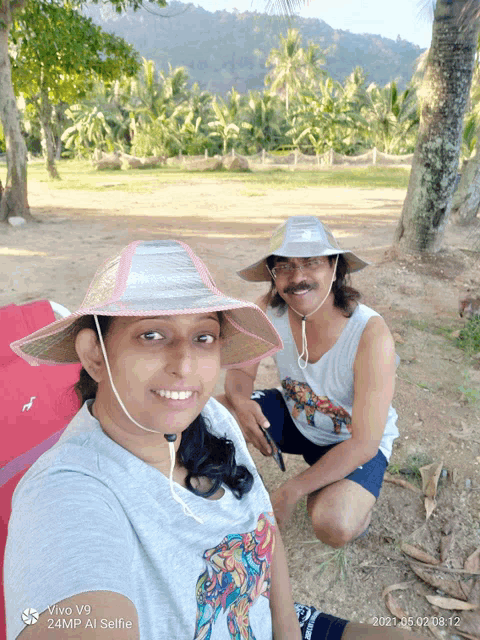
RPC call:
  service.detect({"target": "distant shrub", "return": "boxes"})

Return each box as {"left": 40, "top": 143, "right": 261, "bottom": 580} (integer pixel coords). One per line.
{"left": 456, "top": 317, "right": 480, "bottom": 354}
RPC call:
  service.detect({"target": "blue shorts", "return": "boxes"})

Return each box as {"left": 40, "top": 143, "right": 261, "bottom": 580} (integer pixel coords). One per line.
{"left": 251, "top": 389, "right": 387, "bottom": 499}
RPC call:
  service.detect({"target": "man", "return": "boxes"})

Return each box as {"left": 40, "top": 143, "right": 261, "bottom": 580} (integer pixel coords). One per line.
{"left": 219, "top": 216, "right": 399, "bottom": 548}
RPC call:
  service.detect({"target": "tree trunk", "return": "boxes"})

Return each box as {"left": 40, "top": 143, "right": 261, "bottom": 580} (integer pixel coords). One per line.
{"left": 39, "top": 87, "right": 60, "bottom": 179}
{"left": 451, "top": 152, "right": 480, "bottom": 225}
{"left": 0, "top": 15, "right": 32, "bottom": 222}
{"left": 393, "top": 0, "right": 479, "bottom": 253}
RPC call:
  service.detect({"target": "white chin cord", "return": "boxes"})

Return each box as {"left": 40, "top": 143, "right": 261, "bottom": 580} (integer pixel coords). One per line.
{"left": 289, "top": 255, "right": 339, "bottom": 370}
{"left": 93, "top": 315, "right": 203, "bottom": 524}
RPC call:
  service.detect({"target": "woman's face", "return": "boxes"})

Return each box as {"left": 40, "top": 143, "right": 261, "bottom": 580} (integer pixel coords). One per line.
{"left": 94, "top": 313, "right": 222, "bottom": 437}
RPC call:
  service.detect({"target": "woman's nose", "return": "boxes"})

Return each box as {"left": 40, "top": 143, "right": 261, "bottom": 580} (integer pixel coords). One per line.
{"left": 165, "top": 341, "right": 193, "bottom": 376}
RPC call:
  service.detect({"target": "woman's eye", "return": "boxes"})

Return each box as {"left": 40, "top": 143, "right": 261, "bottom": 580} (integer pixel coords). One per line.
{"left": 196, "top": 334, "right": 216, "bottom": 344}
{"left": 141, "top": 331, "right": 164, "bottom": 341}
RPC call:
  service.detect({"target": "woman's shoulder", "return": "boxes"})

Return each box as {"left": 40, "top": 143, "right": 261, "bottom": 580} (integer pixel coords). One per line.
{"left": 202, "top": 397, "right": 244, "bottom": 441}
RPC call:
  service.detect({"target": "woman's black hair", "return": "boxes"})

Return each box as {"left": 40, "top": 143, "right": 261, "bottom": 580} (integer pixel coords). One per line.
{"left": 263, "top": 253, "right": 361, "bottom": 318}
{"left": 73, "top": 314, "right": 253, "bottom": 500}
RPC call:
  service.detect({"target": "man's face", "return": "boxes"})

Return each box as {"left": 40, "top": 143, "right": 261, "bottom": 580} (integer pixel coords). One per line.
{"left": 272, "top": 256, "right": 336, "bottom": 314}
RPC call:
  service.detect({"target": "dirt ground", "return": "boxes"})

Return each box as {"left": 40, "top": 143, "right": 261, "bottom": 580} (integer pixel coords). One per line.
{"left": 2, "top": 175, "right": 480, "bottom": 637}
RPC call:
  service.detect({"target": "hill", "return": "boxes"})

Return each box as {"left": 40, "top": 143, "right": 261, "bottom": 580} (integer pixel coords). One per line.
{"left": 84, "top": 1, "right": 425, "bottom": 94}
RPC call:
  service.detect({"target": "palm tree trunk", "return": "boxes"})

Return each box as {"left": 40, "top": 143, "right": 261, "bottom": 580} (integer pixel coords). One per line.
{"left": 451, "top": 152, "right": 480, "bottom": 225}
{"left": 0, "top": 12, "right": 32, "bottom": 222}
{"left": 393, "top": 0, "right": 479, "bottom": 252}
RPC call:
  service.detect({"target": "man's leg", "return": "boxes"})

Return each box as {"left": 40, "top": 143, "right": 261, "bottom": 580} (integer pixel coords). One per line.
{"left": 305, "top": 447, "right": 387, "bottom": 548}
{"left": 306, "top": 479, "right": 376, "bottom": 548}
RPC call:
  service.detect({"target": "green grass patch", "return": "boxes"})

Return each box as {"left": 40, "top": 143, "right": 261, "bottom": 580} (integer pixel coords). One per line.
{"left": 458, "top": 370, "right": 480, "bottom": 405}
{"left": 17, "top": 159, "right": 411, "bottom": 192}
{"left": 246, "top": 166, "right": 410, "bottom": 189}
{"left": 404, "top": 317, "right": 457, "bottom": 338}
{"left": 456, "top": 317, "right": 480, "bottom": 355}
{"left": 313, "top": 548, "right": 349, "bottom": 582}
{"left": 388, "top": 453, "right": 433, "bottom": 486}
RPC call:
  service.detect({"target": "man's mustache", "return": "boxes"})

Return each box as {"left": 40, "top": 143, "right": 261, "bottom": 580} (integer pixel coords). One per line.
{"left": 283, "top": 281, "right": 319, "bottom": 295}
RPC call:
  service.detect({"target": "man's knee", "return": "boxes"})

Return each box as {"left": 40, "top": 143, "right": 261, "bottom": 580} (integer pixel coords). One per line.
{"left": 311, "top": 518, "right": 356, "bottom": 548}
{"left": 308, "top": 498, "right": 372, "bottom": 547}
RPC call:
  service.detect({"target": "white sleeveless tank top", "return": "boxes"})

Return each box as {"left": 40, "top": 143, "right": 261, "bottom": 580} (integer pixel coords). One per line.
{"left": 266, "top": 303, "right": 399, "bottom": 460}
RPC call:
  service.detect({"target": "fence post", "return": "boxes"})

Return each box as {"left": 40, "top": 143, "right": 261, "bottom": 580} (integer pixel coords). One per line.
{"left": 232, "top": 148, "right": 235, "bottom": 158}
{"left": 372, "top": 147, "right": 377, "bottom": 166}
{"left": 329, "top": 148, "right": 334, "bottom": 165}
{"left": 205, "top": 149, "right": 208, "bottom": 159}
{"left": 316, "top": 152, "right": 320, "bottom": 167}
{"left": 262, "top": 148, "right": 265, "bottom": 165}
{"left": 294, "top": 149, "right": 298, "bottom": 166}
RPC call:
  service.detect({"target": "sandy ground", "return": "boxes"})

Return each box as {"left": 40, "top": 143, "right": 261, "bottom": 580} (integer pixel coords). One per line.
{"left": 2, "top": 174, "right": 480, "bottom": 637}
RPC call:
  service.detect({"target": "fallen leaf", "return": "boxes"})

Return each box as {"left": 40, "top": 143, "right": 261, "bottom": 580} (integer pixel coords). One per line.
{"left": 425, "top": 595, "right": 477, "bottom": 610}
{"left": 409, "top": 563, "right": 467, "bottom": 600}
{"left": 384, "top": 473, "right": 422, "bottom": 494}
{"left": 465, "top": 547, "right": 480, "bottom": 573}
{"left": 454, "top": 631, "right": 480, "bottom": 640}
{"left": 425, "top": 496, "right": 436, "bottom": 520}
{"left": 420, "top": 460, "right": 443, "bottom": 519}
{"left": 456, "top": 610, "right": 480, "bottom": 640}
{"left": 392, "top": 332, "right": 405, "bottom": 344}
{"left": 381, "top": 581, "right": 414, "bottom": 599}
{"left": 401, "top": 543, "right": 440, "bottom": 565}
{"left": 420, "top": 460, "right": 443, "bottom": 498}
{"left": 385, "top": 592, "right": 408, "bottom": 620}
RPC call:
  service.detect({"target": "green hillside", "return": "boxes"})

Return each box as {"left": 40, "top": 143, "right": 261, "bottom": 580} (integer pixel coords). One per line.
{"left": 84, "top": 1, "right": 425, "bottom": 94}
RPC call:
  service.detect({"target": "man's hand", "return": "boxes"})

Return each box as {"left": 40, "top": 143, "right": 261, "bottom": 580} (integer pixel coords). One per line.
{"left": 271, "top": 481, "right": 301, "bottom": 530}
{"left": 229, "top": 396, "right": 272, "bottom": 456}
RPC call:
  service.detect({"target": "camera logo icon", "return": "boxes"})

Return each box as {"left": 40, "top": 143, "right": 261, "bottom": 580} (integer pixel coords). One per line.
{"left": 22, "top": 608, "right": 39, "bottom": 625}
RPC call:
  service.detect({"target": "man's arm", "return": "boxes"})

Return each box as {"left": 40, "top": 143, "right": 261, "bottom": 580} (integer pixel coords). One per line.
{"left": 272, "top": 316, "right": 396, "bottom": 524}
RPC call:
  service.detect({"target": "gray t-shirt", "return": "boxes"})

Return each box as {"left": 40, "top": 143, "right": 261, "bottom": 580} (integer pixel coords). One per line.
{"left": 267, "top": 303, "right": 399, "bottom": 460}
{"left": 5, "top": 399, "right": 275, "bottom": 640}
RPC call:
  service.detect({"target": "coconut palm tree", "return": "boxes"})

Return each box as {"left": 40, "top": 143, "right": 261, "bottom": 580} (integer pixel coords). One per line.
{"left": 265, "top": 28, "right": 306, "bottom": 117}
{"left": 267, "top": 0, "right": 480, "bottom": 254}
{"left": 364, "top": 81, "right": 419, "bottom": 154}
{"left": 240, "top": 90, "right": 286, "bottom": 152}
{"left": 393, "top": 0, "right": 480, "bottom": 252}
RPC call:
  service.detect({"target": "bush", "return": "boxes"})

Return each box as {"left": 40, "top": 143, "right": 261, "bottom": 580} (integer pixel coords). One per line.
{"left": 456, "top": 316, "right": 480, "bottom": 354}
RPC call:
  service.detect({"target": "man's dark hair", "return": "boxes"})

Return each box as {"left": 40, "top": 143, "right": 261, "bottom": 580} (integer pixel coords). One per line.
{"left": 262, "top": 254, "right": 361, "bottom": 317}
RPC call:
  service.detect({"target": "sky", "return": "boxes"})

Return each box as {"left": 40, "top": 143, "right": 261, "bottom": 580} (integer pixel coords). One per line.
{"left": 189, "top": 0, "right": 434, "bottom": 49}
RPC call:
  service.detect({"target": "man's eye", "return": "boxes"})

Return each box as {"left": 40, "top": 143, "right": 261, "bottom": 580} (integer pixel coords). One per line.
{"left": 277, "top": 264, "right": 292, "bottom": 272}
{"left": 141, "top": 331, "right": 164, "bottom": 341}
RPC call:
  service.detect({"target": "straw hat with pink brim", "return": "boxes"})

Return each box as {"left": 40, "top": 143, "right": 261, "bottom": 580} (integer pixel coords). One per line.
{"left": 10, "top": 240, "right": 283, "bottom": 368}
{"left": 238, "top": 216, "right": 370, "bottom": 282}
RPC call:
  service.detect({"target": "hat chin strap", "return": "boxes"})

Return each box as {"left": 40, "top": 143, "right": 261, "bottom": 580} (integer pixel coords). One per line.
{"left": 93, "top": 315, "right": 203, "bottom": 524}
{"left": 288, "top": 255, "right": 339, "bottom": 370}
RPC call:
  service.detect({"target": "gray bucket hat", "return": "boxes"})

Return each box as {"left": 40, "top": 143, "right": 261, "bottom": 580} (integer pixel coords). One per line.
{"left": 11, "top": 240, "right": 283, "bottom": 369}
{"left": 238, "top": 216, "right": 369, "bottom": 282}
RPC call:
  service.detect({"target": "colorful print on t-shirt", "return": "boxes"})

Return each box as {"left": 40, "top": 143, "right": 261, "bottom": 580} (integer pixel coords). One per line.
{"left": 282, "top": 377, "right": 352, "bottom": 434}
{"left": 193, "top": 512, "right": 275, "bottom": 640}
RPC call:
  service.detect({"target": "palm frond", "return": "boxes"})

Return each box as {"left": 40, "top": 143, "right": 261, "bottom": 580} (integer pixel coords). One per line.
{"left": 263, "top": 0, "right": 307, "bottom": 15}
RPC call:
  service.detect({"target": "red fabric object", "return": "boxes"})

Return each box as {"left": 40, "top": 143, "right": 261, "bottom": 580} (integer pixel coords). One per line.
{"left": 0, "top": 301, "right": 82, "bottom": 639}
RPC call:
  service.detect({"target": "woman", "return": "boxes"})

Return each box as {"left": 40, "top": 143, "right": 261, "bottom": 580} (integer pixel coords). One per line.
{"left": 5, "top": 240, "right": 420, "bottom": 640}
